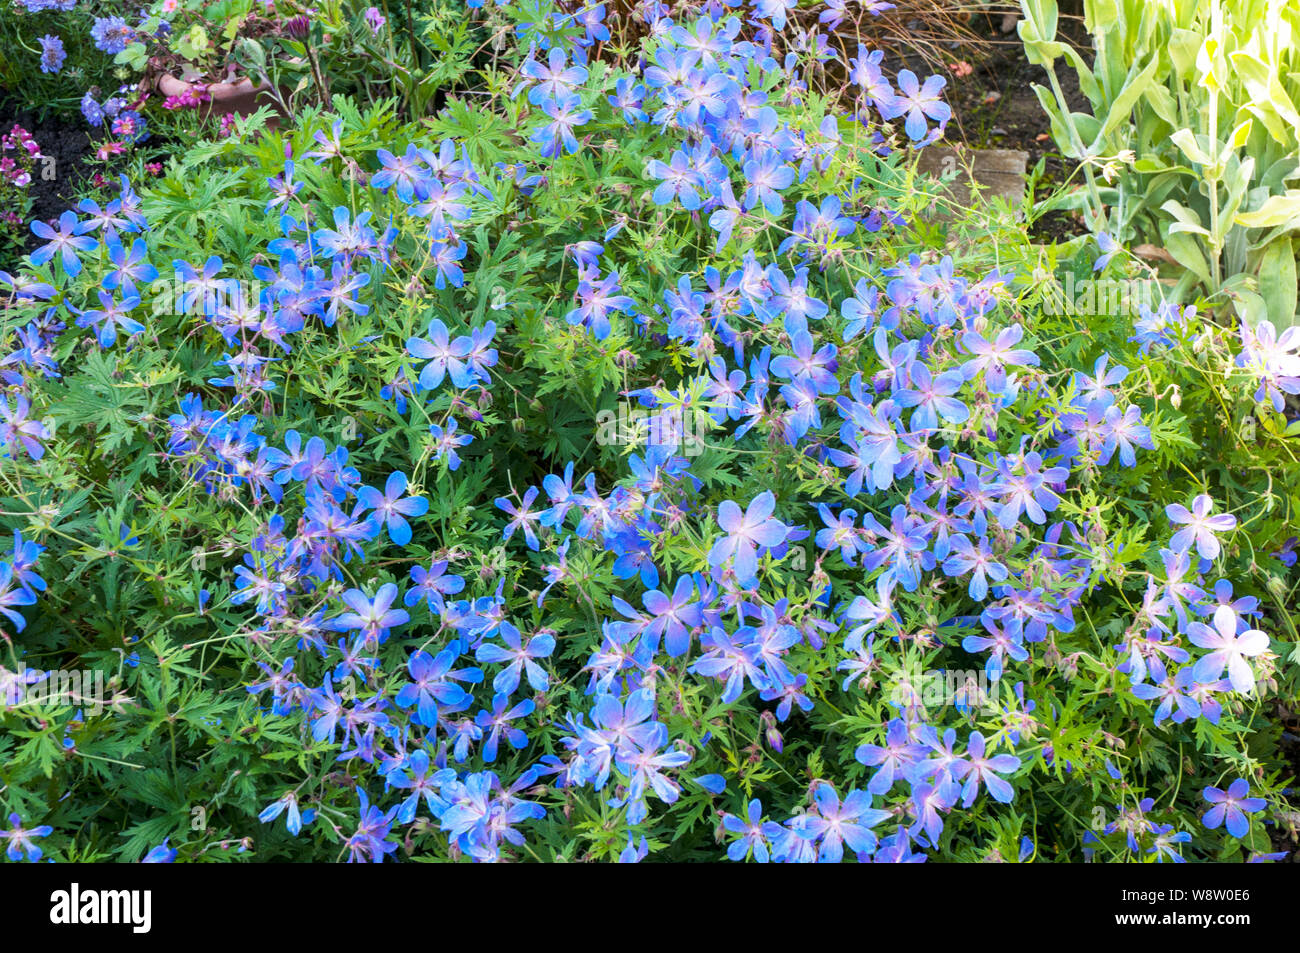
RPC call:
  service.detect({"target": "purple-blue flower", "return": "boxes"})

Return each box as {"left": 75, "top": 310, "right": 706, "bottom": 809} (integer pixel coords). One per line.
{"left": 38, "top": 34, "right": 66, "bottom": 73}
{"left": 356, "top": 471, "right": 428, "bottom": 547}
{"left": 708, "top": 490, "right": 790, "bottom": 585}
{"left": 1202, "top": 779, "right": 1267, "bottom": 838}
{"left": 30, "top": 211, "right": 98, "bottom": 277}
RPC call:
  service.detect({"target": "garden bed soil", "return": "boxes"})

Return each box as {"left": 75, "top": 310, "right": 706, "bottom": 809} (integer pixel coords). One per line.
{"left": 935, "top": 10, "right": 1093, "bottom": 243}
{"left": 0, "top": 92, "right": 95, "bottom": 268}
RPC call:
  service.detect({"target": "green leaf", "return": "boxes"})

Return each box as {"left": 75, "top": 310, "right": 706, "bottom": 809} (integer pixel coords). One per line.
{"left": 1170, "top": 129, "right": 1210, "bottom": 166}
{"left": 1091, "top": 56, "right": 1160, "bottom": 150}
{"left": 1167, "top": 28, "right": 1201, "bottom": 78}
{"left": 1258, "top": 238, "right": 1299, "bottom": 328}
{"left": 1161, "top": 199, "right": 1210, "bottom": 237}
{"left": 1163, "top": 231, "right": 1212, "bottom": 285}
{"left": 1236, "top": 190, "right": 1300, "bottom": 230}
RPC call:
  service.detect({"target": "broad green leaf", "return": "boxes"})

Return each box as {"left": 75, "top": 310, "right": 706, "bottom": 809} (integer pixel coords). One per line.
{"left": 1091, "top": 56, "right": 1160, "bottom": 150}
{"left": 1163, "top": 231, "right": 1212, "bottom": 285}
{"left": 1168, "top": 28, "right": 1201, "bottom": 78}
{"left": 1235, "top": 190, "right": 1300, "bottom": 229}
{"left": 1161, "top": 199, "right": 1210, "bottom": 236}
{"left": 1170, "top": 128, "right": 1210, "bottom": 166}
{"left": 1258, "top": 238, "right": 1299, "bottom": 327}
{"left": 1144, "top": 83, "right": 1179, "bottom": 126}
{"left": 1084, "top": 0, "right": 1120, "bottom": 32}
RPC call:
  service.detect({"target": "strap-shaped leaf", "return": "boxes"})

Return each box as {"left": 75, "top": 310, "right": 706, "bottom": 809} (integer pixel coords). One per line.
{"left": 1090, "top": 56, "right": 1160, "bottom": 151}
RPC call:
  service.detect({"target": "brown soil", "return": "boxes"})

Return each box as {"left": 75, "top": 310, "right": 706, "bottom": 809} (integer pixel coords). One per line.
{"left": 934, "top": 11, "right": 1093, "bottom": 243}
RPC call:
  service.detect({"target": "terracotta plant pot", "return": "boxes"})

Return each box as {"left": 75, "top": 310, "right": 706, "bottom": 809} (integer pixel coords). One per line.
{"left": 157, "top": 72, "right": 287, "bottom": 126}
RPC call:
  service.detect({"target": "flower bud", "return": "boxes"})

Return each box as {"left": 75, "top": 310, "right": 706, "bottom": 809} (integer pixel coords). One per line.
{"left": 765, "top": 723, "right": 783, "bottom": 753}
